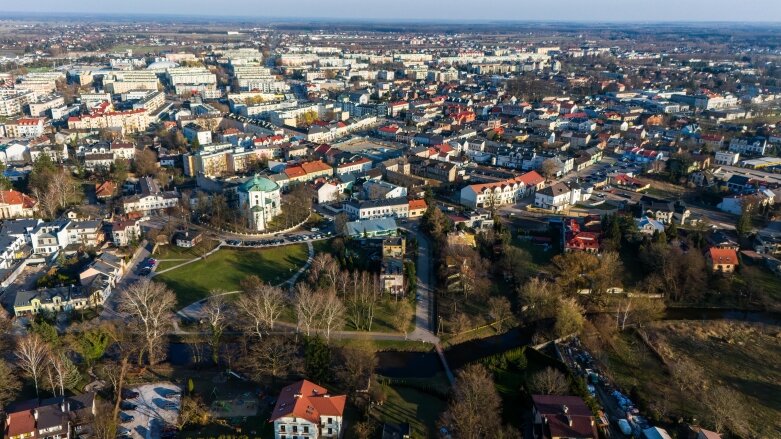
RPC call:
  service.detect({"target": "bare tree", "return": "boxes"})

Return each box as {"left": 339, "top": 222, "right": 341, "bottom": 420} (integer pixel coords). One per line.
{"left": 237, "top": 277, "right": 286, "bottom": 339}
{"left": 49, "top": 351, "right": 80, "bottom": 396}
{"left": 15, "top": 334, "right": 49, "bottom": 397}
{"left": 118, "top": 280, "right": 177, "bottom": 365}
{"left": 202, "top": 290, "right": 229, "bottom": 365}
{"left": 175, "top": 396, "right": 210, "bottom": 431}
{"left": 518, "top": 277, "right": 559, "bottom": 319}
{"left": 529, "top": 367, "right": 570, "bottom": 395}
{"left": 295, "top": 284, "right": 322, "bottom": 336}
{"left": 390, "top": 300, "right": 414, "bottom": 339}
{"left": 334, "top": 340, "right": 376, "bottom": 393}
{"left": 704, "top": 385, "right": 751, "bottom": 436}
{"left": 245, "top": 336, "right": 299, "bottom": 383}
{"left": 319, "top": 291, "right": 345, "bottom": 341}
{"left": 488, "top": 296, "right": 513, "bottom": 331}
{"left": 540, "top": 158, "right": 560, "bottom": 181}
{"left": 440, "top": 364, "right": 503, "bottom": 439}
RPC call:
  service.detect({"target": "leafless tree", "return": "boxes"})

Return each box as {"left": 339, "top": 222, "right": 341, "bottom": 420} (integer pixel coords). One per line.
{"left": 345, "top": 271, "right": 381, "bottom": 331}
{"left": 237, "top": 276, "right": 286, "bottom": 339}
{"left": 334, "top": 339, "right": 376, "bottom": 393}
{"left": 518, "top": 277, "right": 559, "bottom": 319}
{"left": 540, "top": 158, "right": 560, "bottom": 181}
{"left": 439, "top": 364, "right": 503, "bottom": 439}
{"left": 390, "top": 300, "right": 414, "bottom": 339}
{"left": 245, "top": 336, "right": 299, "bottom": 383}
{"left": 202, "top": 290, "right": 229, "bottom": 365}
{"left": 15, "top": 334, "right": 49, "bottom": 397}
{"left": 319, "top": 291, "right": 345, "bottom": 341}
{"left": 0, "top": 359, "right": 21, "bottom": 410}
{"left": 529, "top": 367, "right": 570, "bottom": 395}
{"left": 49, "top": 351, "right": 80, "bottom": 397}
{"left": 295, "top": 284, "right": 322, "bottom": 336}
{"left": 704, "top": 385, "right": 751, "bottom": 436}
{"left": 488, "top": 296, "right": 513, "bottom": 331}
{"left": 118, "top": 280, "right": 177, "bottom": 365}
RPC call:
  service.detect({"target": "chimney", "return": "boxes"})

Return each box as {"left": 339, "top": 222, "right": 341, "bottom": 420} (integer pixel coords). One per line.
{"left": 566, "top": 415, "right": 573, "bottom": 427}
{"left": 562, "top": 404, "right": 569, "bottom": 414}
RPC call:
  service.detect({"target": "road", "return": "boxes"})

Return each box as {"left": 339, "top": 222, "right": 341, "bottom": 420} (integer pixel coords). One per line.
{"left": 406, "top": 228, "right": 439, "bottom": 344}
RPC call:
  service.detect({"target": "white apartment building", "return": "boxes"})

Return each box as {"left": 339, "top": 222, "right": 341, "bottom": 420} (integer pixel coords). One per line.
{"left": 270, "top": 380, "right": 346, "bottom": 439}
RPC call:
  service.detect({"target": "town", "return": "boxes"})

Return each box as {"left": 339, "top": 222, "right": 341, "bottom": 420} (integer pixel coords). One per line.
{"left": 0, "top": 10, "right": 780, "bottom": 439}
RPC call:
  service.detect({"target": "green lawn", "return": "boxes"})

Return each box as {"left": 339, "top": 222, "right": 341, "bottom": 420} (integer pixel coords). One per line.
{"left": 156, "top": 244, "right": 308, "bottom": 307}
{"left": 372, "top": 384, "right": 447, "bottom": 438}
{"left": 153, "top": 239, "right": 220, "bottom": 260}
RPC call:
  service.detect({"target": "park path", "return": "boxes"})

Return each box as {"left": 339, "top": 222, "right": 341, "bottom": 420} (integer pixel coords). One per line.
{"left": 152, "top": 241, "right": 224, "bottom": 277}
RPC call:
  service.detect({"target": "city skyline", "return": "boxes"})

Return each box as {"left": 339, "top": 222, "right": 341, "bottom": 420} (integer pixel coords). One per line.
{"left": 3, "top": 0, "right": 781, "bottom": 22}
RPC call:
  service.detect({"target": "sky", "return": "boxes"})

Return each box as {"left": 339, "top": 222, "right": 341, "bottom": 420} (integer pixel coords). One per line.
{"left": 3, "top": 0, "right": 781, "bottom": 22}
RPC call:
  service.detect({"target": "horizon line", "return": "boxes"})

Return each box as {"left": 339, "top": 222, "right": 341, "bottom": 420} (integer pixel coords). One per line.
{"left": 1, "top": 10, "right": 781, "bottom": 25}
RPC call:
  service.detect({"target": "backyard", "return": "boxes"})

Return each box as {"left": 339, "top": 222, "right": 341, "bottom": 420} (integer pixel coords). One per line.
{"left": 371, "top": 384, "right": 446, "bottom": 438}
{"left": 155, "top": 244, "right": 309, "bottom": 307}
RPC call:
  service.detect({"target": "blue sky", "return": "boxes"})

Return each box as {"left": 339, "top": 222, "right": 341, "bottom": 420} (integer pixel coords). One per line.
{"left": 3, "top": 0, "right": 781, "bottom": 22}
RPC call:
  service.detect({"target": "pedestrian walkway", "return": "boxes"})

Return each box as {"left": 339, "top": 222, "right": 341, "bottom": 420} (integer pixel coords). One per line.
{"left": 152, "top": 241, "right": 224, "bottom": 277}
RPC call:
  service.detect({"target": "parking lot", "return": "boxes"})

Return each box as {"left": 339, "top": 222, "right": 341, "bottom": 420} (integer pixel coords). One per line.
{"left": 224, "top": 230, "right": 333, "bottom": 248}
{"left": 118, "top": 383, "right": 182, "bottom": 439}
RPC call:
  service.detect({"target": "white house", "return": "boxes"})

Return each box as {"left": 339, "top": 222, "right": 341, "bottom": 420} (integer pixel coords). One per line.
{"left": 714, "top": 151, "right": 739, "bottom": 166}
{"left": 270, "top": 380, "right": 346, "bottom": 439}
{"left": 636, "top": 216, "right": 666, "bottom": 235}
{"left": 534, "top": 182, "right": 574, "bottom": 212}
{"left": 459, "top": 171, "right": 545, "bottom": 209}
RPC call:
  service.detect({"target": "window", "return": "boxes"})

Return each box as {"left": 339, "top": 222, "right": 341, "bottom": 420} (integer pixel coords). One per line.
{"left": 280, "top": 426, "right": 286, "bottom": 432}
{"left": 327, "top": 418, "right": 333, "bottom": 424}
{"left": 303, "top": 426, "right": 309, "bottom": 434}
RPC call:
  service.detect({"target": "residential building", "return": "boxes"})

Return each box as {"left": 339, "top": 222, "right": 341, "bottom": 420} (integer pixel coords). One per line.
{"left": 4, "top": 118, "right": 45, "bottom": 138}
{"left": 534, "top": 182, "right": 573, "bottom": 212}
{"left": 636, "top": 216, "right": 666, "bottom": 235}
{"left": 408, "top": 199, "right": 427, "bottom": 218}
{"left": 270, "top": 380, "right": 346, "bottom": 439}
{"left": 3, "top": 393, "right": 95, "bottom": 439}
{"left": 639, "top": 196, "right": 691, "bottom": 225}
{"left": 111, "top": 220, "right": 141, "bottom": 247}
{"left": 714, "top": 151, "right": 739, "bottom": 166}
{"left": 344, "top": 197, "right": 409, "bottom": 220}
{"left": 531, "top": 394, "right": 598, "bottom": 439}
{"left": 706, "top": 247, "right": 739, "bottom": 273}
{"left": 460, "top": 171, "right": 545, "bottom": 209}
{"left": 728, "top": 137, "right": 768, "bottom": 156}
{"left": 0, "top": 190, "right": 37, "bottom": 219}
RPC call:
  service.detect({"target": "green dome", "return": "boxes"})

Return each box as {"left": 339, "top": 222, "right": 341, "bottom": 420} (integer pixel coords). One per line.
{"left": 240, "top": 175, "right": 279, "bottom": 193}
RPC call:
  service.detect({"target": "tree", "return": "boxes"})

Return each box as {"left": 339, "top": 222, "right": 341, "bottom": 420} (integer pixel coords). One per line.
{"left": 391, "top": 300, "right": 414, "bottom": 339}
{"left": 0, "top": 359, "right": 21, "bottom": 410}
{"left": 518, "top": 277, "right": 559, "bottom": 319}
{"left": 440, "top": 364, "right": 503, "bottom": 439}
{"left": 295, "top": 284, "right": 322, "bottom": 336}
{"left": 133, "top": 149, "right": 158, "bottom": 177}
{"left": 237, "top": 277, "right": 286, "bottom": 339}
{"left": 16, "top": 334, "right": 49, "bottom": 397}
{"left": 334, "top": 340, "right": 376, "bottom": 393}
{"left": 554, "top": 298, "right": 585, "bottom": 338}
{"left": 118, "top": 280, "right": 176, "bottom": 365}
{"left": 73, "top": 325, "right": 111, "bottom": 366}
{"left": 91, "top": 400, "right": 119, "bottom": 439}
{"left": 48, "top": 351, "right": 81, "bottom": 396}
{"left": 304, "top": 336, "right": 331, "bottom": 383}
{"left": 529, "top": 367, "right": 570, "bottom": 395}
{"left": 110, "top": 159, "right": 129, "bottom": 184}
{"left": 176, "top": 396, "right": 210, "bottom": 430}
{"left": 736, "top": 205, "right": 753, "bottom": 237}
{"left": 245, "top": 336, "right": 298, "bottom": 383}
{"left": 540, "top": 158, "right": 560, "bottom": 181}
{"left": 202, "top": 291, "right": 229, "bottom": 365}
{"left": 704, "top": 385, "right": 751, "bottom": 436}
{"left": 488, "top": 296, "right": 513, "bottom": 331}
{"left": 319, "top": 291, "right": 345, "bottom": 341}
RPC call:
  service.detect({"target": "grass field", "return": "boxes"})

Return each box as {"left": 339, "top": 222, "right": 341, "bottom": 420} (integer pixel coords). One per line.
{"left": 601, "top": 321, "right": 781, "bottom": 436}
{"left": 372, "top": 383, "right": 447, "bottom": 438}
{"left": 156, "top": 244, "right": 308, "bottom": 307}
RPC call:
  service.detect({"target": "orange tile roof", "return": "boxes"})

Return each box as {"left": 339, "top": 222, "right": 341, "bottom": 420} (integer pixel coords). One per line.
{"left": 708, "top": 247, "right": 739, "bottom": 266}
{"left": 5, "top": 410, "right": 35, "bottom": 437}
{"left": 467, "top": 171, "right": 544, "bottom": 194}
{"left": 285, "top": 166, "right": 306, "bottom": 178}
{"left": 409, "top": 199, "right": 427, "bottom": 210}
{"left": 301, "top": 160, "right": 332, "bottom": 174}
{"left": 269, "top": 380, "right": 346, "bottom": 424}
{"left": 0, "top": 190, "right": 36, "bottom": 208}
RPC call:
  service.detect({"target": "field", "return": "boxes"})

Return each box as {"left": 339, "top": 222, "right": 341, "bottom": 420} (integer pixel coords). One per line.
{"left": 599, "top": 320, "right": 781, "bottom": 436}
{"left": 156, "top": 244, "right": 309, "bottom": 307}
{"left": 371, "top": 384, "right": 446, "bottom": 438}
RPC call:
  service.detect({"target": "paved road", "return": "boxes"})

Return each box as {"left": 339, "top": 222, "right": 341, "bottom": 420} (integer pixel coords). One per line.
{"left": 100, "top": 241, "right": 150, "bottom": 320}
{"left": 405, "top": 228, "right": 439, "bottom": 344}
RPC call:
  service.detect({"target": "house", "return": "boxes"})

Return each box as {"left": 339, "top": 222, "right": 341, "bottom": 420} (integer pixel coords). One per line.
{"left": 460, "top": 171, "right": 545, "bottom": 209}
{"left": 270, "top": 380, "right": 346, "bottom": 439}
{"left": 0, "top": 190, "right": 37, "bottom": 219}
{"left": 13, "top": 284, "right": 108, "bottom": 316}
{"left": 611, "top": 174, "right": 650, "bottom": 192}
{"left": 0, "top": 234, "right": 28, "bottom": 269}
{"left": 717, "top": 191, "right": 775, "bottom": 215}
{"left": 345, "top": 218, "right": 398, "bottom": 238}
{"left": 535, "top": 182, "right": 572, "bottom": 212}
{"left": 382, "top": 237, "right": 406, "bottom": 258}
{"left": 564, "top": 219, "right": 601, "bottom": 253}
{"left": 380, "top": 257, "right": 405, "bottom": 295}
{"left": 174, "top": 229, "right": 203, "bottom": 248}
{"left": 714, "top": 151, "right": 739, "bottom": 166}
{"left": 531, "top": 394, "right": 598, "bottom": 439}
{"left": 94, "top": 181, "right": 116, "bottom": 200}
{"left": 725, "top": 175, "right": 753, "bottom": 194}
{"left": 408, "top": 199, "right": 428, "bottom": 218}
{"left": 4, "top": 393, "right": 96, "bottom": 439}
{"left": 706, "top": 247, "right": 739, "bottom": 273}
{"left": 111, "top": 220, "right": 141, "bottom": 247}
{"left": 78, "top": 252, "right": 126, "bottom": 287}
{"left": 639, "top": 196, "right": 691, "bottom": 225}
{"left": 636, "top": 216, "right": 665, "bottom": 235}
{"left": 344, "top": 197, "right": 409, "bottom": 220}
